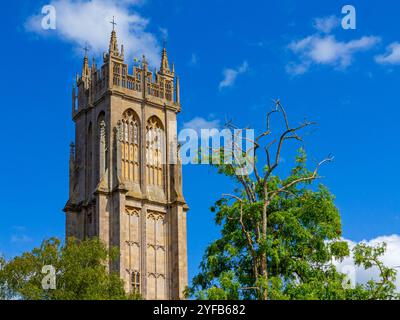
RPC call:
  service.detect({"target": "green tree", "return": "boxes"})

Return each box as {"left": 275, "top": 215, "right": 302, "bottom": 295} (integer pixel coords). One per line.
{"left": 189, "top": 101, "right": 398, "bottom": 300}
{"left": 0, "top": 255, "right": 7, "bottom": 300}
{"left": 348, "top": 242, "right": 399, "bottom": 300}
{"left": 0, "top": 237, "right": 141, "bottom": 300}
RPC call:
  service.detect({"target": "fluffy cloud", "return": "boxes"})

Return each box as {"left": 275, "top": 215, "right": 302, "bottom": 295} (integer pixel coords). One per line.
{"left": 375, "top": 42, "right": 400, "bottom": 65}
{"left": 313, "top": 15, "right": 340, "bottom": 33}
{"left": 182, "top": 117, "right": 220, "bottom": 135}
{"left": 218, "top": 61, "right": 249, "bottom": 90}
{"left": 25, "top": 0, "right": 161, "bottom": 65}
{"left": 335, "top": 235, "right": 400, "bottom": 290}
{"left": 287, "top": 35, "right": 380, "bottom": 75}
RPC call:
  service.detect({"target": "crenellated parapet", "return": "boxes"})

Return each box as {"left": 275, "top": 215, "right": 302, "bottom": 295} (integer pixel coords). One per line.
{"left": 72, "top": 30, "right": 181, "bottom": 120}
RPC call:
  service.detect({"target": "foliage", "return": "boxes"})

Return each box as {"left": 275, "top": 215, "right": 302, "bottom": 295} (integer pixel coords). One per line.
{"left": 349, "top": 243, "right": 399, "bottom": 300}
{"left": 189, "top": 102, "right": 398, "bottom": 300}
{"left": 0, "top": 255, "right": 7, "bottom": 300}
{"left": 0, "top": 237, "right": 141, "bottom": 300}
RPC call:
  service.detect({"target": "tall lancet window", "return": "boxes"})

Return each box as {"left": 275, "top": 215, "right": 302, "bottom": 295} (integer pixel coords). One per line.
{"left": 121, "top": 110, "right": 140, "bottom": 182}
{"left": 146, "top": 116, "right": 163, "bottom": 187}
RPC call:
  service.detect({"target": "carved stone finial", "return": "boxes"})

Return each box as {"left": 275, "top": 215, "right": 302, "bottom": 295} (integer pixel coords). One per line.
{"left": 110, "top": 16, "right": 117, "bottom": 31}
{"left": 142, "top": 54, "right": 148, "bottom": 68}
{"left": 109, "top": 26, "right": 119, "bottom": 55}
{"left": 100, "top": 120, "right": 106, "bottom": 144}
{"left": 160, "top": 46, "right": 170, "bottom": 74}
{"left": 91, "top": 56, "right": 97, "bottom": 71}
{"left": 115, "top": 121, "right": 123, "bottom": 142}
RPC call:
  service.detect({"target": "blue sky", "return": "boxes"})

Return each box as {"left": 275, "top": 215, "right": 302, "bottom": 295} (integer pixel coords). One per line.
{"left": 1, "top": 0, "right": 400, "bottom": 285}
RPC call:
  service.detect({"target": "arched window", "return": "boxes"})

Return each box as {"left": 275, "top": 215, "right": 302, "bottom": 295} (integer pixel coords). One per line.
{"left": 165, "top": 81, "right": 172, "bottom": 101}
{"left": 121, "top": 110, "right": 140, "bottom": 182}
{"left": 146, "top": 116, "right": 163, "bottom": 187}
{"left": 131, "top": 271, "right": 141, "bottom": 294}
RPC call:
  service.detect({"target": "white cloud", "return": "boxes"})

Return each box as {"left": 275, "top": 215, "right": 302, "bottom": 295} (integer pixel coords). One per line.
{"left": 218, "top": 61, "right": 249, "bottom": 90}
{"left": 375, "top": 42, "right": 400, "bottom": 65}
{"left": 313, "top": 15, "right": 340, "bottom": 33}
{"left": 287, "top": 35, "right": 380, "bottom": 75}
{"left": 335, "top": 235, "right": 400, "bottom": 290}
{"left": 285, "top": 61, "right": 311, "bottom": 76}
{"left": 182, "top": 117, "right": 220, "bottom": 135}
{"left": 189, "top": 53, "right": 198, "bottom": 66}
{"left": 11, "top": 234, "right": 33, "bottom": 244}
{"left": 25, "top": 0, "right": 161, "bottom": 66}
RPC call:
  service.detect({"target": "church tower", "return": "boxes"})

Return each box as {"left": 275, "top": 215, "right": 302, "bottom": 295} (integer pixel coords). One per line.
{"left": 63, "top": 28, "right": 188, "bottom": 300}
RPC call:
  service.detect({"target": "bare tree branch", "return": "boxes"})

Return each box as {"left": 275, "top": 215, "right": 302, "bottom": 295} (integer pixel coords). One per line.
{"left": 268, "top": 155, "right": 334, "bottom": 199}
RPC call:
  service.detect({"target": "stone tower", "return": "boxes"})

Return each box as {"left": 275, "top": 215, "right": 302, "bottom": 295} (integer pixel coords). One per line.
{"left": 63, "top": 29, "right": 188, "bottom": 300}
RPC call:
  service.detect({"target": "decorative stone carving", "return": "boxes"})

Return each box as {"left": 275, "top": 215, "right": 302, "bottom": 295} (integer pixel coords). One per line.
{"left": 64, "top": 28, "right": 188, "bottom": 300}
{"left": 126, "top": 207, "right": 140, "bottom": 216}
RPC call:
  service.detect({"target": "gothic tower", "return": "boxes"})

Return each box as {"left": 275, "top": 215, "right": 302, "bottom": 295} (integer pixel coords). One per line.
{"left": 63, "top": 29, "right": 188, "bottom": 300}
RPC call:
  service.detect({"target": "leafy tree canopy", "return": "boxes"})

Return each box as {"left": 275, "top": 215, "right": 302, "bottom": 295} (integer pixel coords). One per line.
{"left": 189, "top": 101, "right": 398, "bottom": 300}
{"left": 0, "top": 237, "right": 140, "bottom": 300}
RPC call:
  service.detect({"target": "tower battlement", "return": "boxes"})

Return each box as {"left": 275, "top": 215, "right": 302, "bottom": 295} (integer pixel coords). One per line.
{"left": 73, "top": 30, "right": 181, "bottom": 120}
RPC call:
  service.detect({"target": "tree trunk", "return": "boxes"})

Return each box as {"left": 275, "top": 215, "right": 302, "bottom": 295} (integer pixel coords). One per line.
{"left": 261, "top": 199, "right": 268, "bottom": 300}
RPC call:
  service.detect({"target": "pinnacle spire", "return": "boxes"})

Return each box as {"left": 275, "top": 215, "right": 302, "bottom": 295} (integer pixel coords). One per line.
{"left": 82, "top": 55, "right": 90, "bottom": 78}
{"left": 81, "top": 43, "right": 90, "bottom": 78}
{"left": 142, "top": 54, "right": 148, "bottom": 70}
{"left": 109, "top": 29, "right": 119, "bottom": 55}
{"left": 160, "top": 44, "right": 170, "bottom": 74}
{"left": 91, "top": 56, "right": 97, "bottom": 71}
{"left": 109, "top": 17, "right": 119, "bottom": 56}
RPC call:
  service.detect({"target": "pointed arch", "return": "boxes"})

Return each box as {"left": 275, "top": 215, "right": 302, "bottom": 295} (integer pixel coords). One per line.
{"left": 146, "top": 116, "right": 164, "bottom": 187}
{"left": 120, "top": 109, "right": 140, "bottom": 182}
